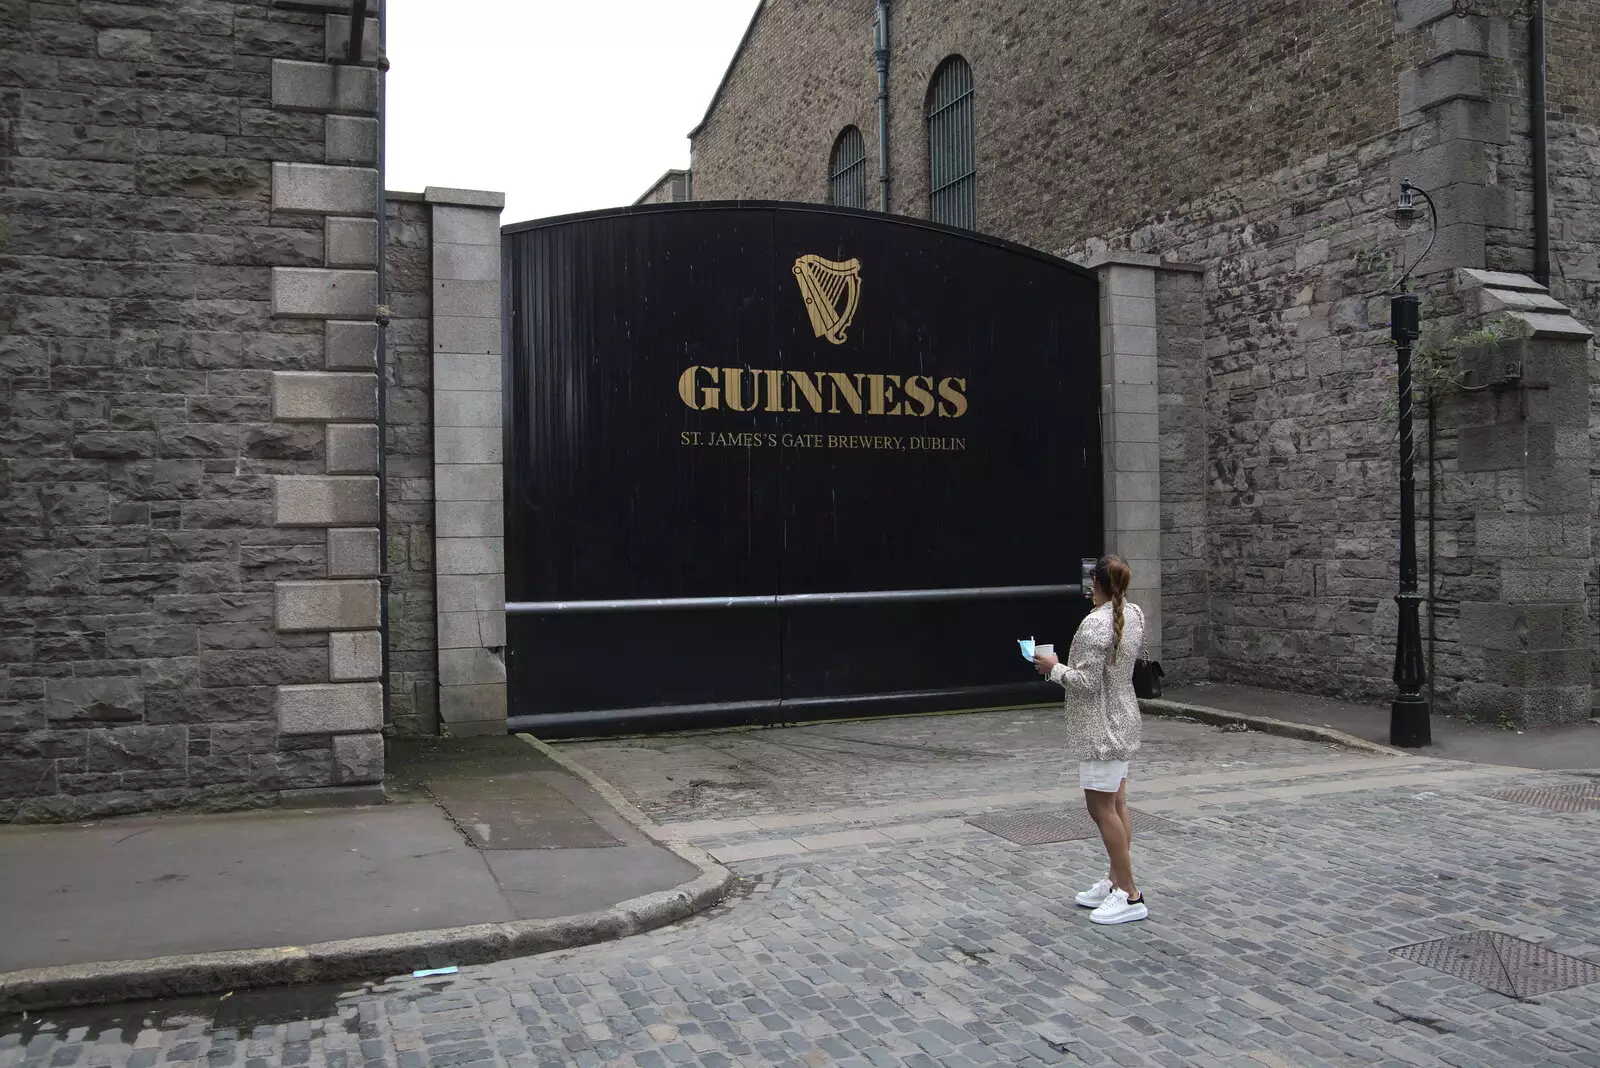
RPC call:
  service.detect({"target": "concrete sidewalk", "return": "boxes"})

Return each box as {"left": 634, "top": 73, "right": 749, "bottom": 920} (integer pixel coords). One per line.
{"left": 0, "top": 736, "right": 728, "bottom": 1011}
{"left": 1157, "top": 680, "right": 1600, "bottom": 770}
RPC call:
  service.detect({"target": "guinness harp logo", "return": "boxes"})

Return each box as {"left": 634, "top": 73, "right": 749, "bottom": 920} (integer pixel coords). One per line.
{"left": 792, "top": 254, "right": 862, "bottom": 345}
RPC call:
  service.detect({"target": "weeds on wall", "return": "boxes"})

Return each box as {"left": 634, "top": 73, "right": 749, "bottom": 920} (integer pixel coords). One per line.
{"left": 1379, "top": 297, "right": 1521, "bottom": 420}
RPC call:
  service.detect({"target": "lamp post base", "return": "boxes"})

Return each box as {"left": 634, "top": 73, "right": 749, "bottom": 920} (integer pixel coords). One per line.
{"left": 1390, "top": 694, "right": 1431, "bottom": 748}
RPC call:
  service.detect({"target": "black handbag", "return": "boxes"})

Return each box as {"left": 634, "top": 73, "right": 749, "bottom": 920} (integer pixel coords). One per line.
{"left": 1133, "top": 658, "right": 1163, "bottom": 700}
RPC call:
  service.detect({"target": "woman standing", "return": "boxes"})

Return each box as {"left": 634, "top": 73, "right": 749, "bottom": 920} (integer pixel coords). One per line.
{"left": 1032, "top": 555, "right": 1147, "bottom": 925}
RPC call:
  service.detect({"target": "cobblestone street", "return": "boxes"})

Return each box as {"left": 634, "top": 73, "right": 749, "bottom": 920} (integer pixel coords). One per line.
{"left": 5, "top": 712, "right": 1600, "bottom": 1067}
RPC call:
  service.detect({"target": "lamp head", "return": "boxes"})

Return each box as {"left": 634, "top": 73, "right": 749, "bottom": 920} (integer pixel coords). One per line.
{"left": 1392, "top": 180, "right": 1422, "bottom": 231}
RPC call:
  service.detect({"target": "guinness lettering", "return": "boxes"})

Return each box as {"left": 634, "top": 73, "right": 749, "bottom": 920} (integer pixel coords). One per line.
{"left": 677, "top": 366, "right": 968, "bottom": 418}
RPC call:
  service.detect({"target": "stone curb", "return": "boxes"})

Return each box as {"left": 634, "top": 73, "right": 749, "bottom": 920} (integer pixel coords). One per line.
{"left": 0, "top": 745, "right": 735, "bottom": 1016}
{"left": 0, "top": 875, "right": 729, "bottom": 1015}
{"left": 1140, "top": 697, "right": 1410, "bottom": 757}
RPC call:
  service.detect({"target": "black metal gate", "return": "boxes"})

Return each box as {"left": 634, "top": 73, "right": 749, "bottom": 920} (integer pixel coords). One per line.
{"left": 502, "top": 203, "right": 1101, "bottom": 736}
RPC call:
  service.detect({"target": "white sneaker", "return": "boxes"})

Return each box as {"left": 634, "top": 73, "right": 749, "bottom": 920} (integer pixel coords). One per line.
{"left": 1089, "top": 888, "right": 1148, "bottom": 925}
{"left": 1075, "top": 876, "right": 1113, "bottom": 908}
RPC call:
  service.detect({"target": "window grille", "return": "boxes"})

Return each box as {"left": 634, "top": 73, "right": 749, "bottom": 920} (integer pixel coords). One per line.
{"left": 927, "top": 57, "right": 976, "bottom": 229}
{"left": 829, "top": 126, "right": 868, "bottom": 209}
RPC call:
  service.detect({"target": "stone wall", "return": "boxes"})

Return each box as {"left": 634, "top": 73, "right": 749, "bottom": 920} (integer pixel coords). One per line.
{"left": 1539, "top": 3, "right": 1600, "bottom": 708}
{"left": 1547, "top": 0, "right": 1600, "bottom": 337}
{"left": 0, "top": 0, "right": 387, "bottom": 820}
{"left": 1435, "top": 0, "right": 1600, "bottom": 711}
{"left": 1155, "top": 268, "right": 1210, "bottom": 683}
{"left": 1425, "top": 272, "right": 1593, "bottom": 726}
{"left": 1068, "top": 135, "right": 1419, "bottom": 700}
{"left": 380, "top": 193, "right": 437, "bottom": 737}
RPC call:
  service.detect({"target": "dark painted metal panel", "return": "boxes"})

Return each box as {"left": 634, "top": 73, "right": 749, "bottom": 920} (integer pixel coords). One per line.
{"left": 764, "top": 208, "right": 1098, "bottom": 704}
{"left": 504, "top": 208, "right": 783, "bottom": 721}
{"left": 503, "top": 202, "right": 1100, "bottom": 732}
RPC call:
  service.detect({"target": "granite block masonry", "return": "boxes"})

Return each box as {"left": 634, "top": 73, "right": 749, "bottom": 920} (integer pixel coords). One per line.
{"left": 427, "top": 187, "right": 509, "bottom": 739}
{"left": 1432, "top": 270, "right": 1594, "bottom": 726}
{"left": 376, "top": 192, "right": 440, "bottom": 738}
{"left": 1083, "top": 251, "right": 1207, "bottom": 663}
{"left": 263, "top": 10, "right": 387, "bottom": 800}
{"left": 0, "top": 0, "right": 394, "bottom": 821}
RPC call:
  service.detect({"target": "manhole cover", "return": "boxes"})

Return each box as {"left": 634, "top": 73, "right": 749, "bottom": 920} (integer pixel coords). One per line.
{"left": 1392, "top": 932, "right": 1600, "bottom": 998}
{"left": 1485, "top": 783, "right": 1600, "bottom": 813}
{"left": 965, "top": 808, "right": 1180, "bottom": 846}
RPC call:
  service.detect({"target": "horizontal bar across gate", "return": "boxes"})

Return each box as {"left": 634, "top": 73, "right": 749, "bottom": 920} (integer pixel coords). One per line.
{"left": 506, "top": 582, "right": 1085, "bottom": 615}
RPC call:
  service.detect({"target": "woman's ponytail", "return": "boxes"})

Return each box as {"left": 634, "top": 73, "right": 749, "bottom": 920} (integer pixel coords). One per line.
{"left": 1095, "top": 555, "right": 1134, "bottom": 655}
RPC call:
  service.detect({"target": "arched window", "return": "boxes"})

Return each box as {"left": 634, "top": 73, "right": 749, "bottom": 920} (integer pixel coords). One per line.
{"left": 926, "top": 56, "right": 975, "bottom": 229}
{"left": 828, "top": 126, "right": 867, "bottom": 209}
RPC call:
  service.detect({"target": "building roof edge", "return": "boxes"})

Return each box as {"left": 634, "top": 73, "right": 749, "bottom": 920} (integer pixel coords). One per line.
{"left": 688, "top": 0, "right": 769, "bottom": 140}
{"left": 633, "top": 169, "right": 689, "bottom": 206}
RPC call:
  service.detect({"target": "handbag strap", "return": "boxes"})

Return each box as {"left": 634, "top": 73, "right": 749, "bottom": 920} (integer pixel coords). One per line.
{"left": 1125, "top": 602, "right": 1148, "bottom": 664}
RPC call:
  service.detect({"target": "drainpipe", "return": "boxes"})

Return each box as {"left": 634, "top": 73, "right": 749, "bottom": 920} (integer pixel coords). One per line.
{"left": 1427, "top": 395, "right": 1437, "bottom": 719}
{"left": 344, "top": 0, "right": 367, "bottom": 61}
{"left": 374, "top": 7, "right": 393, "bottom": 727}
{"left": 874, "top": 0, "right": 890, "bottom": 211}
{"left": 1530, "top": 0, "right": 1550, "bottom": 287}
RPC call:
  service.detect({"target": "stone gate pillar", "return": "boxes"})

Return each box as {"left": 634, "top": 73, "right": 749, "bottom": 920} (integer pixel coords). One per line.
{"left": 1081, "top": 252, "right": 1208, "bottom": 671}
{"left": 427, "top": 188, "right": 508, "bottom": 737}
{"left": 1085, "top": 253, "right": 1162, "bottom": 659}
{"left": 1446, "top": 269, "right": 1593, "bottom": 726}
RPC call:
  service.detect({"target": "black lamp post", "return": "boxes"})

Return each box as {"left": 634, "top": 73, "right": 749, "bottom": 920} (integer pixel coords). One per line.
{"left": 1387, "top": 179, "right": 1436, "bottom": 748}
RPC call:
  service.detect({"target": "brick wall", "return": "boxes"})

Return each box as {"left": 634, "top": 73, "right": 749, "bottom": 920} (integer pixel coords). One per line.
{"left": 693, "top": 0, "right": 1405, "bottom": 241}
{"left": 0, "top": 1, "right": 388, "bottom": 820}
{"left": 689, "top": 1, "right": 878, "bottom": 204}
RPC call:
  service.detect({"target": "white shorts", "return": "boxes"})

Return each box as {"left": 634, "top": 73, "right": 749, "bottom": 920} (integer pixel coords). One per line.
{"left": 1080, "top": 760, "right": 1129, "bottom": 793}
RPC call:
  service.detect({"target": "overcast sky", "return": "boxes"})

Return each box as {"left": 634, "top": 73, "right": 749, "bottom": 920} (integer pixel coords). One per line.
{"left": 385, "top": 0, "right": 756, "bottom": 225}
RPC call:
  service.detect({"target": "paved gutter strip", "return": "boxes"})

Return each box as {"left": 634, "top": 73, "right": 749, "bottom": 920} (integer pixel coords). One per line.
{"left": 658, "top": 755, "right": 1452, "bottom": 842}
{"left": 1247, "top": 764, "right": 1533, "bottom": 800}
{"left": 698, "top": 764, "right": 1555, "bottom": 864}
